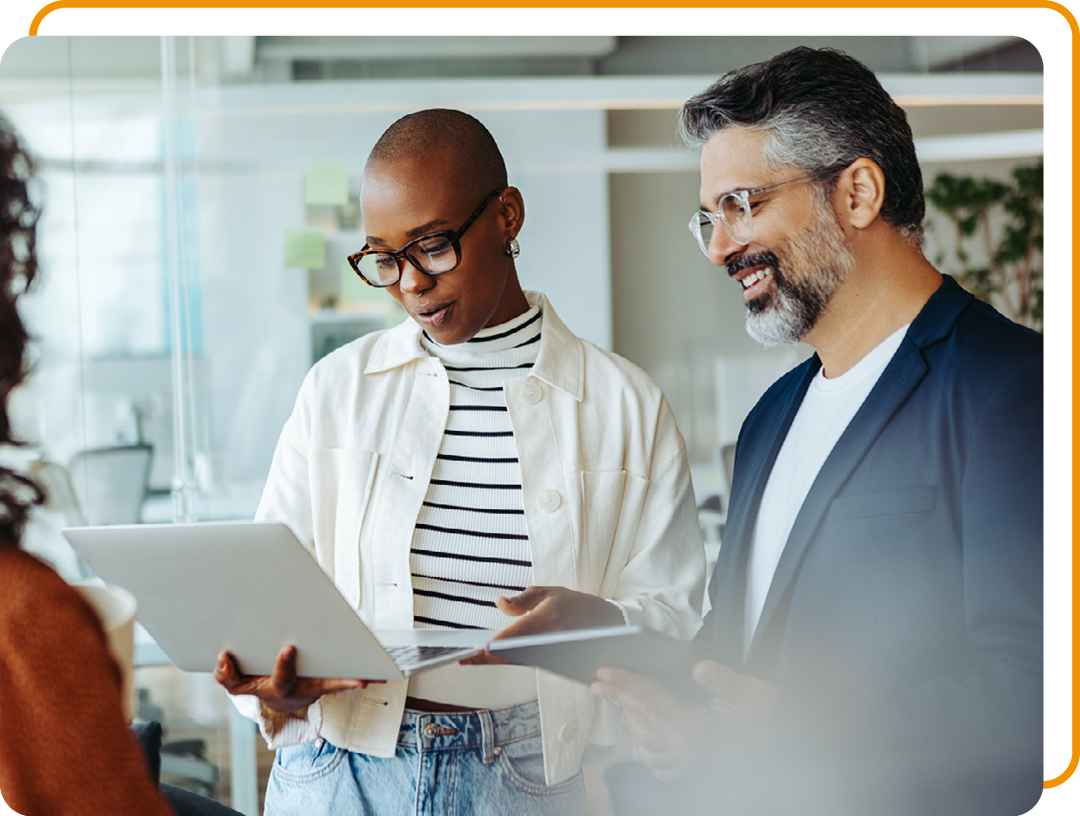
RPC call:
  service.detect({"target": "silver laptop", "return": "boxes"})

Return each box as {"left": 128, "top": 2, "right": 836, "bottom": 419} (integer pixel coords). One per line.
{"left": 62, "top": 521, "right": 494, "bottom": 679}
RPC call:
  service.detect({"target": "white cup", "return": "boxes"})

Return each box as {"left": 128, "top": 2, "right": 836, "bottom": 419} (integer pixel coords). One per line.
{"left": 72, "top": 583, "right": 138, "bottom": 722}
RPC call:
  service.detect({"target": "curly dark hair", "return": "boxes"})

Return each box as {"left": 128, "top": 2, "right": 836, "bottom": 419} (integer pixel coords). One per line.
{"left": 0, "top": 115, "right": 44, "bottom": 544}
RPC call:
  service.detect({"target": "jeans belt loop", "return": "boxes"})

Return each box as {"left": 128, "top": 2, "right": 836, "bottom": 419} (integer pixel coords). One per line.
{"left": 479, "top": 709, "right": 496, "bottom": 765}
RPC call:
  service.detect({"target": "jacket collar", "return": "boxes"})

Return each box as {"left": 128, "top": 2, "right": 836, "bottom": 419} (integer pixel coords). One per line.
{"left": 363, "top": 291, "right": 585, "bottom": 402}
{"left": 905, "top": 274, "right": 973, "bottom": 351}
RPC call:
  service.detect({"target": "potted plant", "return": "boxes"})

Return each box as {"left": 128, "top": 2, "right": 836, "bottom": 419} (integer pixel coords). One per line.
{"left": 925, "top": 161, "right": 1043, "bottom": 331}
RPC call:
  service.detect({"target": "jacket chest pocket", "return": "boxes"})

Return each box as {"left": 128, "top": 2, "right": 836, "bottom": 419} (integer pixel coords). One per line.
{"left": 573, "top": 470, "right": 642, "bottom": 592}
{"left": 826, "top": 485, "right": 938, "bottom": 521}
{"left": 309, "top": 447, "right": 382, "bottom": 609}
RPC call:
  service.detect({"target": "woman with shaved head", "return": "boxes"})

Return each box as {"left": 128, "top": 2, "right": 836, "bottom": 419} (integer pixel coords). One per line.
{"left": 216, "top": 109, "right": 705, "bottom": 814}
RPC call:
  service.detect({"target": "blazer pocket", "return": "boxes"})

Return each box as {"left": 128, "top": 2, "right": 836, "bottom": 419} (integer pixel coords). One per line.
{"left": 827, "top": 485, "right": 937, "bottom": 521}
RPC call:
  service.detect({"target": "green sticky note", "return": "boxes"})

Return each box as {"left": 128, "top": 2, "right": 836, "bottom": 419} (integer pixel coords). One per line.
{"left": 283, "top": 228, "right": 325, "bottom": 269}
{"left": 340, "top": 261, "right": 383, "bottom": 304}
{"left": 305, "top": 162, "right": 349, "bottom": 206}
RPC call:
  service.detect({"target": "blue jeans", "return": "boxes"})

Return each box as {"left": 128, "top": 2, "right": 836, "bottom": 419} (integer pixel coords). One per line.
{"left": 264, "top": 700, "right": 587, "bottom": 815}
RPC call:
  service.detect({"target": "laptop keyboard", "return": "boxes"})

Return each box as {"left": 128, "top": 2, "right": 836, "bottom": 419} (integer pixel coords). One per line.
{"left": 384, "top": 644, "right": 473, "bottom": 672}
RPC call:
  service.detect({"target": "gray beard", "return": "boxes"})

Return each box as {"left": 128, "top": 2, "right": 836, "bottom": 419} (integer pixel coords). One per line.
{"left": 745, "top": 273, "right": 820, "bottom": 347}
{"left": 743, "top": 212, "right": 854, "bottom": 348}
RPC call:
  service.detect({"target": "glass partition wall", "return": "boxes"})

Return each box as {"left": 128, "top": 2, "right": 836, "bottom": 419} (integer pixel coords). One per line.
{"left": 5, "top": 36, "right": 276, "bottom": 812}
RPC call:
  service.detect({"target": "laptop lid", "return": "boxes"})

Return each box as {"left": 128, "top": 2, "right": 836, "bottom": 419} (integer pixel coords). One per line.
{"left": 62, "top": 521, "right": 487, "bottom": 680}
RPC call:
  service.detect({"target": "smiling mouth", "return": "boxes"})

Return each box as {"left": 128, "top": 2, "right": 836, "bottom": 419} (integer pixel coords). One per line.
{"left": 740, "top": 267, "right": 769, "bottom": 289}
{"left": 737, "top": 266, "right": 774, "bottom": 300}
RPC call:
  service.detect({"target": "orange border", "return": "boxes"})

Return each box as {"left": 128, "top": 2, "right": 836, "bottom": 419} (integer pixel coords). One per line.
{"left": 25, "top": 0, "right": 1080, "bottom": 793}
{"left": 1047, "top": 4, "right": 1080, "bottom": 732}
{"left": 16, "top": 0, "right": 1080, "bottom": 28}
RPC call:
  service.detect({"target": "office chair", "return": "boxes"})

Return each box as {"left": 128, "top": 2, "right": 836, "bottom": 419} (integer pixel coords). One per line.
{"left": 67, "top": 443, "right": 153, "bottom": 526}
{"left": 28, "top": 458, "right": 85, "bottom": 528}
{"left": 133, "top": 722, "right": 243, "bottom": 815}
{"left": 30, "top": 445, "right": 153, "bottom": 576}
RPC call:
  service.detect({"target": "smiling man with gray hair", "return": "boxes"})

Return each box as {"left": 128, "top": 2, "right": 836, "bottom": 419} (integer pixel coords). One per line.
{"left": 594, "top": 46, "right": 1043, "bottom": 816}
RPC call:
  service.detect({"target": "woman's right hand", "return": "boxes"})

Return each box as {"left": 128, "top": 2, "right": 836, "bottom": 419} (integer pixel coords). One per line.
{"left": 213, "top": 646, "right": 374, "bottom": 714}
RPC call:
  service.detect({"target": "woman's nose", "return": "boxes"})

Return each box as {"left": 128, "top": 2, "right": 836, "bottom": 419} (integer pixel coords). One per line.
{"left": 398, "top": 259, "right": 434, "bottom": 296}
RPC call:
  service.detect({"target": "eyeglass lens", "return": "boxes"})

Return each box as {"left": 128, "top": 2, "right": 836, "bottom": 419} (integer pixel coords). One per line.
{"left": 720, "top": 193, "right": 753, "bottom": 244}
{"left": 692, "top": 192, "right": 753, "bottom": 254}
{"left": 353, "top": 233, "right": 460, "bottom": 286}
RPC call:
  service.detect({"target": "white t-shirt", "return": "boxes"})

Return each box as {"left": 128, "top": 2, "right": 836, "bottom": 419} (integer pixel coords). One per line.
{"left": 744, "top": 325, "right": 909, "bottom": 652}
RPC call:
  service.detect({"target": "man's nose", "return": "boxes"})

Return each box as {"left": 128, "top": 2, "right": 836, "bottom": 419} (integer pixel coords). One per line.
{"left": 708, "top": 224, "right": 747, "bottom": 268}
{"left": 398, "top": 259, "right": 434, "bottom": 295}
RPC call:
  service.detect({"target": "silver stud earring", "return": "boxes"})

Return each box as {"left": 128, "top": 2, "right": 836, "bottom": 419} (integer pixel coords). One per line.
{"left": 505, "top": 238, "right": 520, "bottom": 259}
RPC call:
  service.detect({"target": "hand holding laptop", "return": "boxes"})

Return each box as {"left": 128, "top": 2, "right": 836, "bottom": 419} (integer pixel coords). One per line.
{"left": 62, "top": 522, "right": 491, "bottom": 681}
{"left": 214, "top": 644, "right": 376, "bottom": 715}
{"left": 62, "top": 521, "right": 699, "bottom": 699}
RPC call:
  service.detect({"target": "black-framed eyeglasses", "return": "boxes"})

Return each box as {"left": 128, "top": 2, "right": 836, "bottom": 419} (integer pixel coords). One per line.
{"left": 348, "top": 189, "right": 501, "bottom": 288}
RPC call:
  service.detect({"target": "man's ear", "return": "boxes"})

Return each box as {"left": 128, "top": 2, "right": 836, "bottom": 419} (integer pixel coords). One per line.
{"left": 837, "top": 158, "right": 885, "bottom": 230}
{"left": 500, "top": 186, "right": 526, "bottom": 238}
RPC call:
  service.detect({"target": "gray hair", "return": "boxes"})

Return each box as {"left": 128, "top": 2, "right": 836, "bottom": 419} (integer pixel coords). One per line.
{"left": 679, "top": 47, "right": 925, "bottom": 246}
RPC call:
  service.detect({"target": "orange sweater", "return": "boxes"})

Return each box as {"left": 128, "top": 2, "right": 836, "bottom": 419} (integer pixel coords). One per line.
{"left": 0, "top": 545, "right": 174, "bottom": 816}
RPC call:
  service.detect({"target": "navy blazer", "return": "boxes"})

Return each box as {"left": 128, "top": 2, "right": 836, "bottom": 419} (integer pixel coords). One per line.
{"left": 698, "top": 277, "right": 1043, "bottom": 815}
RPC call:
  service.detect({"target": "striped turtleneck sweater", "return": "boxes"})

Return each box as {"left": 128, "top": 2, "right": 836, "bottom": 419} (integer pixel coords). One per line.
{"left": 407, "top": 306, "right": 542, "bottom": 707}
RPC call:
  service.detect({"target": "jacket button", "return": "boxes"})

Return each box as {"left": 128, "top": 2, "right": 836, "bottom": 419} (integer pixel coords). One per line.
{"left": 521, "top": 381, "right": 543, "bottom": 405}
{"left": 558, "top": 721, "right": 577, "bottom": 742}
{"left": 538, "top": 489, "right": 561, "bottom": 512}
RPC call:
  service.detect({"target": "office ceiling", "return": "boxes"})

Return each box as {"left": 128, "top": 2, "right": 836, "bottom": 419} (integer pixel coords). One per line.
{"left": 0, "top": 35, "right": 1042, "bottom": 89}
{"left": 272, "top": 36, "right": 1042, "bottom": 81}
{"left": 0, "top": 35, "right": 1042, "bottom": 167}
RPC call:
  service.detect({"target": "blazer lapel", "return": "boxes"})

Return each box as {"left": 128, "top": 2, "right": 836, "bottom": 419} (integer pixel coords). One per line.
{"left": 745, "top": 338, "right": 930, "bottom": 663}
{"left": 716, "top": 277, "right": 972, "bottom": 667}
{"left": 708, "top": 362, "right": 817, "bottom": 664}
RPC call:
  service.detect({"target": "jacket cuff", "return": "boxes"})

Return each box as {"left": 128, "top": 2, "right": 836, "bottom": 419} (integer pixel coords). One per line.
{"left": 254, "top": 698, "right": 323, "bottom": 749}
{"left": 607, "top": 599, "right": 631, "bottom": 625}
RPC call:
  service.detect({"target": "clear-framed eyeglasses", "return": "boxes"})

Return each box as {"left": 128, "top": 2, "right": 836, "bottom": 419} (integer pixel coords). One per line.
{"left": 348, "top": 189, "right": 501, "bottom": 288}
{"left": 688, "top": 168, "right": 839, "bottom": 256}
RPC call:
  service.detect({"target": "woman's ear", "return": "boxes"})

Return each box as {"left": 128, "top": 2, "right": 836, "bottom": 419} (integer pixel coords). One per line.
{"left": 500, "top": 186, "right": 526, "bottom": 239}
{"left": 837, "top": 158, "right": 885, "bottom": 231}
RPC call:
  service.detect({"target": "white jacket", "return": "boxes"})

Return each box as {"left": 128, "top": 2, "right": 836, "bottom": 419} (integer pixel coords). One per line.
{"left": 237, "top": 291, "right": 705, "bottom": 784}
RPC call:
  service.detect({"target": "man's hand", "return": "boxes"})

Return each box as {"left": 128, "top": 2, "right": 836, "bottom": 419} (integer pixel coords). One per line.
{"left": 461, "top": 586, "right": 624, "bottom": 665}
{"left": 591, "top": 660, "right": 777, "bottom": 781}
{"left": 214, "top": 646, "right": 373, "bottom": 715}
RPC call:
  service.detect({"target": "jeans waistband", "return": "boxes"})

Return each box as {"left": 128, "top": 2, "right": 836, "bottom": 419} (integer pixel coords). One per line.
{"left": 398, "top": 699, "right": 540, "bottom": 761}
